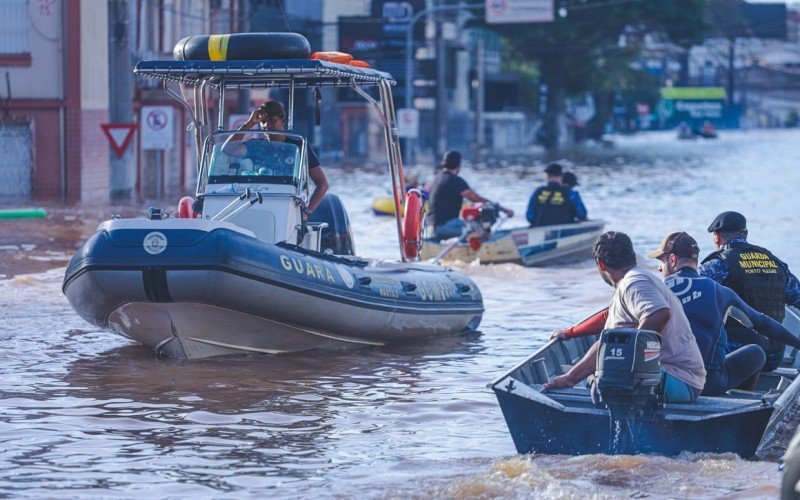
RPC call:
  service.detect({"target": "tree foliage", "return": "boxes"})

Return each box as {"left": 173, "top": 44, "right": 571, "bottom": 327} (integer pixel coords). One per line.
{"left": 480, "top": 0, "right": 708, "bottom": 148}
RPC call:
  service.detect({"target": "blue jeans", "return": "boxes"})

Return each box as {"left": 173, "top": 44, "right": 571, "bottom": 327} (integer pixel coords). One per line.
{"left": 433, "top": 217, "right": 466, "bottom": 240}
{"left": 661, "top": 372, "right": 701, "bottom": 403}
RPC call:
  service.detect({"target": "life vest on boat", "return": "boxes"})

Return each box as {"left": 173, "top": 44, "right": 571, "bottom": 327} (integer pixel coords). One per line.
{"left": 665, "top": 273, "right": 727, "bottom": 371}
{"left": 530, "top": 184, "right": 576, "bottom": 226}
{"left": 173, "top": 33, "right": 311, "bottom": 61}
{"left": 702, "top": 241, "right": 787, "bottom": 322}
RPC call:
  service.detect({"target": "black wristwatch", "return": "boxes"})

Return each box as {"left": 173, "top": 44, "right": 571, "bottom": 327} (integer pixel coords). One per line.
{"left": 301, "top": 206, "right": 312, "bottom": 217}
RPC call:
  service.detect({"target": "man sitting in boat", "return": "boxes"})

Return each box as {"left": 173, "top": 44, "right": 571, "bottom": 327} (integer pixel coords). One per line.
{"left": 544, "top": 231, "right": 707, "bottom": 403}
{"left": 699, "top": 211, "right": 800, "bottom": 371}
{"left": 427, "top": 150, "right": 513, "bottom": 240}
{"left": 649, "top": 231, "right": 800, "bottom": 395}
{"left": 222, "top": 101, "right": 329, "bottom": 218}
{"left": 525, "top": 163, "right": 578, "bottom": 227}
{"left": 562, "top": 171, "right": 587, "bottom": 222}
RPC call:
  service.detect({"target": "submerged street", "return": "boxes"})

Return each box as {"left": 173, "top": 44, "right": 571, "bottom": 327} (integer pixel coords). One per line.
{"left": 1, "top": 129, "right": 799, "bottom": 497}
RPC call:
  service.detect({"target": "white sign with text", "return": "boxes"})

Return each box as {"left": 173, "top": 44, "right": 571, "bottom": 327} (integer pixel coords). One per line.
{"left": 485, "top": 0, "right": 554, "bottom": 24}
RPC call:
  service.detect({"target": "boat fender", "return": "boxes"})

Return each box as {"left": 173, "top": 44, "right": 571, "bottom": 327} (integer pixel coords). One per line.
{"left": 310, "top": 51, "right": 353, "bottom": 64}
{"left": 173, "top": 33, "right": 311, "bottom": 61}
{"left": 402, "top": 189, "right": 423, "bottom": 260}
{"left": 178, "top": 196, "right": 198, "bottom": 218}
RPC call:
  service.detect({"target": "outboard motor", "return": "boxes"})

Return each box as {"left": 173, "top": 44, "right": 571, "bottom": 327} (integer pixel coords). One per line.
{"left": 460, "top": 203, "right": 499, "bottom": 251}
{"left": 594, "top": 328, "right": 662, "bottom": 454}
{"left": 308, "top": 194, "right": 356, "bottom": 255}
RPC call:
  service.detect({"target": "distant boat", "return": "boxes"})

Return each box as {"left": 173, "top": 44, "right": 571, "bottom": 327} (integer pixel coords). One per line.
{"left": 421, "top": 216, "right": 606, "bottom": 267}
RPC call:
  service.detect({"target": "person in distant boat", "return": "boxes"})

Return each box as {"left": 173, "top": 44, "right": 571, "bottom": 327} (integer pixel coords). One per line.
{"left": 649, "top": 231, "right": 800, "bottom": 395}
{"left": 699, "top": 211, "right": 800, "bottom": 371}
{"left": 544, "top": 231, "right": 706, "bottom": 403}
{"left": 222, "top": 101, "right": 328, "bottom": 219}
{"left": 700, "top": 120, "right": 716, "bottom": 137}
{"left": 525, "top": 163, "right": 578, "bottom": 227}
{"left": 427, "top": 150, "right": 513, "bottom": 240}
{"left": 561, "top": 171, "right": 587, "bottom": 222}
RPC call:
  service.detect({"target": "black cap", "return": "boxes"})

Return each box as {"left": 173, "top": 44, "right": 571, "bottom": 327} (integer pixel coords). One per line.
{"left": 707, "top": 211, "right": 747, "bottom": 233}
{"left": 562, "top": 171, "right": 578, "bottom": 186}
{"left": 442, "top": 150, "right": 461, "bottom": 170}
{"left": 544, "top": 163, "right": 563, "bottom": 176}
{"left": 648, "top": 231, "right": 699, "bottom": 260}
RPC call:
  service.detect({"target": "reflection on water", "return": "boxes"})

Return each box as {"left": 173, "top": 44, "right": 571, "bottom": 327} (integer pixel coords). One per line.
{"left": 0, "top": 130, "right": 799, "bottom": 496}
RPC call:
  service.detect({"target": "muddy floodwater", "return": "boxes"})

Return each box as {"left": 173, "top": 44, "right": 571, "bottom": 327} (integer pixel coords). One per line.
{"left": 1, "top": 130, "right": 799, "bottom": 497}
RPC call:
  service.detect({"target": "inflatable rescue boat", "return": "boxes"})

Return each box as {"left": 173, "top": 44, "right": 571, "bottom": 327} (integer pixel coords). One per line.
{"left": 62, "top": 33, "right": 484, "bottom": 358}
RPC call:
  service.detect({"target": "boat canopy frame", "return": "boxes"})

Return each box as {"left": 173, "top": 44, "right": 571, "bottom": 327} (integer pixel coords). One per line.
{"left": 135, "top": 59, "right": 410, "bottom": 260}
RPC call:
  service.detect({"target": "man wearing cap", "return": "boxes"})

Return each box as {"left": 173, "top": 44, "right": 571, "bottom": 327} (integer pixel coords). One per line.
{"left": 699, "top": 211, "right": 800, "bottom": 370}
{"left": 525, "top": 163, "right": 578, "bottom": 227}
{"left": 562, "top": 171, "right": 588, "bottom": 221}
{"left": 427, "top": 150, "right": 514, "bottom": 240}
{"left": 649, "top": 231, "right": 800, "bottom": 394}
{"left": 545, "top": 231, "right": 706, "bottom": 403}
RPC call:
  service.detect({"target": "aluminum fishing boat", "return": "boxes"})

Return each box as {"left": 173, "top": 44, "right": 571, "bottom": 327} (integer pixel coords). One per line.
{"left": 490, "top": 306, "right": 800, "bottom": 458}
{"left": 420, "top": 213, "right": 606, "bottom": 267}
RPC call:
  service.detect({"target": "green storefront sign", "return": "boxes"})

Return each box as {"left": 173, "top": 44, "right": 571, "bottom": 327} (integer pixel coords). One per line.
{"left": 659, "top": 87, "right": 727, "bottom": 125}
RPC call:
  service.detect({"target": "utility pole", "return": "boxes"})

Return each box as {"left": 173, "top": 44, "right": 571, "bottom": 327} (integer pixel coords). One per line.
{"left": 475, "top": 35, "right": 485, "bottom": 162}
{"left": 727, "top": 35, "right": 735, "bottom": 106}
{"left": 109, "top": 0, "right": 135, "bottom": 200}
{"left": 435, "top": 18, "right": 447, "bottom": 158}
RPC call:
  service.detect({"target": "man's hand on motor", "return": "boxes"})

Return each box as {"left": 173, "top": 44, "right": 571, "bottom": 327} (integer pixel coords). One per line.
{"left": 550, "top": 328, "right": 568, "bottom": 340}
{"left": 501, "top": 207, "right": 514, "bottom": 217}
{"left": 543, "top": 373, "right": 574, "bottom": 390}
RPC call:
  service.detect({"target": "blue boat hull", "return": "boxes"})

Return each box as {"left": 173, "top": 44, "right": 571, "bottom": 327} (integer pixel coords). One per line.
{"left": 63, "top": 219, "right": 483, "bottom": 358}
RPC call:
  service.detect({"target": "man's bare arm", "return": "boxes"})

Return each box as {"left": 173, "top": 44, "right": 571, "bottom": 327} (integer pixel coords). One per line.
{"left": 306, "top": 167, "right": 329, "bottom": 215}
{"left": 638, "top": 307, "right": 671, "bottom": 333}
{"left": 461, "top": 189, "right": 514, "bottom": 217}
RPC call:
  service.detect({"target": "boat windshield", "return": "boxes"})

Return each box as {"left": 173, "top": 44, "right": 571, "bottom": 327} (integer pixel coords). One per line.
{"left": 204, "top": 131, "right": 303, "bottom": 186}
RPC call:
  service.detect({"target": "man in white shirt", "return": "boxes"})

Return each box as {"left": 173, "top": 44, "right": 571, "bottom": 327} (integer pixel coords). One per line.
{"left": 544, "top": 231, "right": 706, "bottom": 403}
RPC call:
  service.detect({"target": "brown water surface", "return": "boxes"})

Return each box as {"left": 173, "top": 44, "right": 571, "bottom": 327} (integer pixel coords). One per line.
{"left": 1, "top": 130, "right": 798, "bottom": 497}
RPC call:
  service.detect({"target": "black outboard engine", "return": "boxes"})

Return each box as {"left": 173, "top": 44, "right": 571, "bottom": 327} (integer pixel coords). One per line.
{"left": 308, "top": 194, "right": 356, "bottom": 255}
{"left": 477, "top": 203, "right": 498, "bottom": 230}
{"left": 594, "top": 328, "right": 662, "bottom": 454}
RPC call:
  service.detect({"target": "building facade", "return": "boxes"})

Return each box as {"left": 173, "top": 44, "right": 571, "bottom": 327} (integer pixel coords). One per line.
{"left": 1, "top": 0, "right": 109, "bottom": 202}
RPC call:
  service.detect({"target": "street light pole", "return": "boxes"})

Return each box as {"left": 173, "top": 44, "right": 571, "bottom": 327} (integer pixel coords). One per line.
{"left": 403, "top": 3, "right": 482, "bottom": 164}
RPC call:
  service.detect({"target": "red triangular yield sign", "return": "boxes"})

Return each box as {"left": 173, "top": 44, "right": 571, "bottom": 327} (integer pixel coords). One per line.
{"left": 101, "top": 123, "right": 137, "bottom": 157}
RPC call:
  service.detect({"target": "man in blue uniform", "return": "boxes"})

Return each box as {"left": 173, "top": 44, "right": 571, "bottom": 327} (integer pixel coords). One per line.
{"left": 699, "top": 211, "right": 800, "bottom": 370}
{"left": 650, "top": 231, "right": 800, "bottom": 395}
{"left": 526, "top": 163, "right": 577, "bottom": 226}
{"left": 427, "top": 150, "right": 513, "bottom": 240}
{"left": 562, "top": 171, "right": 587, "bottom": 221}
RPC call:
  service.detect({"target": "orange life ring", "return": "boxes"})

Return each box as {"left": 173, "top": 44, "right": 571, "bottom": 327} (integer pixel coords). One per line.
{"left": 178, "top": 196, "right": 196, "bottom": 218}
{"left": 402, "top": 189, "right": 423, "bottom": 260}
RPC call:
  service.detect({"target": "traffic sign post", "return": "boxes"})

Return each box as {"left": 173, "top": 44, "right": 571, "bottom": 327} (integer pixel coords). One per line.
{"left": 397, "top": 108, "right": 420, "bottom": 138}
{"left": 101, "top": 123, "right": 137, "bottom": 157}
{"left": 141, "top": 105, "right": 174, "bottom": 150}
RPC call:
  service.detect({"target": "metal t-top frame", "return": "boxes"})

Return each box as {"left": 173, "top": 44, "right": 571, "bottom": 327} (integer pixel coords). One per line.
{"left": 135, "top": 59, "right": 410, "bottom": 261}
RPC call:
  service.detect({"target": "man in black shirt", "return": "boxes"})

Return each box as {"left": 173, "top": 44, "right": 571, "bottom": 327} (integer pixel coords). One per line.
{"left": 525, "top": 163, "right": 577, "bottom": 226}
{"left": 222, "top": 101, "right": 328, "bottom": 219}
{"left": 427, "top": 150, "right": 513, "bottom": 240}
